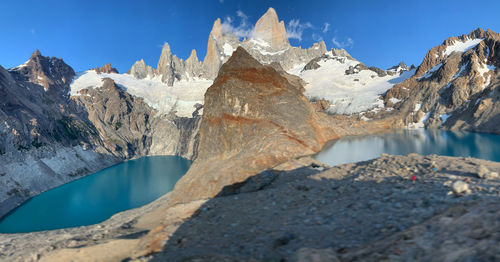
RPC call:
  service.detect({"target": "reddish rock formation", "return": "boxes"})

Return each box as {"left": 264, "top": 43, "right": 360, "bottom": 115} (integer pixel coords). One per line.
{"left": 92, "top": 63, "right": 118, "bottom": 74}
{"left": 168, "top": 47, "right": 338, "bottom": 203}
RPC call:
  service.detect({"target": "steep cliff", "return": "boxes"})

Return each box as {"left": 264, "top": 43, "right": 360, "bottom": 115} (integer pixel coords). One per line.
{"left": 253, "top": 7, "right": 289, "bottom": 50}
{"left": 75, "top": 78, "right": 200, "bottom": 159}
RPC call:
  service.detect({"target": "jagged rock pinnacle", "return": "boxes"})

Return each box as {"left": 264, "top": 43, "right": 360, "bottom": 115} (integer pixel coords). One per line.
{"left": 253, "top": 7, "right": 289, "bottom": 50}
{"left": 31, "top": 49, "right": 42, "bottom": 58}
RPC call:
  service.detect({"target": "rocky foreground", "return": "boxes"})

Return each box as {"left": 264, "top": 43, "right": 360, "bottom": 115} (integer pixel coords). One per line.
{"left": 0, "top": 154, "right": 498, "bottom": 261}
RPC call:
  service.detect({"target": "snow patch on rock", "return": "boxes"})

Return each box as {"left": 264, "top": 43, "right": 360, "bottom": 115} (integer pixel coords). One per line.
{"left": 289, "top": 53, "right": 414, "bottom": 115}
{"left": 418, "top": 63, "right": 442, "bottom": 80}
{"left": 223, "top": 43, "right": 235, "bottom": 56}
{"left": 444, "top": 38, "right": 483, "bottom": 56}
{"left": 71, "top": 71, "right": 212, "bottom": 117}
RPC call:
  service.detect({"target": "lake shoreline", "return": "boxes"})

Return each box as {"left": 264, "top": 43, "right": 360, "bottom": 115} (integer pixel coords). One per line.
{"left": 0, "top": 156, "right": 191, "bottom": 233}
{"left": 0, "top": 153, "right": 498, "bottom": 261}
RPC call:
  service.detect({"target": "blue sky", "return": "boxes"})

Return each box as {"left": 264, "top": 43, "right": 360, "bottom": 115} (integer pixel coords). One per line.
{"left": 1, "top": 0, "right": 499, "bottom": 72}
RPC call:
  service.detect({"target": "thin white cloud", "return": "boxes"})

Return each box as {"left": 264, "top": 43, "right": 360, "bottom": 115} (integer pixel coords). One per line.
{"left": 236, "top": 10, "right": 248, "bottom": 21}
{"left": 322, "top": 23, "right": 330, "bottom": 33}
{"left": 332, "top": 37, "right": 354, "bottom": 49}
{"left": 30, "top": 29, "right": 36, "bottom": 35}
{"left": 286, "top": 19, "right": 313, "bottom": 41}
{"left": 218, "top": 0, "right": 224, "bottom": 3}
{"left": 312, "top": 33, "right": 323, "bottom": 42}
{"left": 221, "top": 10, "right": 254, "bottom": 38}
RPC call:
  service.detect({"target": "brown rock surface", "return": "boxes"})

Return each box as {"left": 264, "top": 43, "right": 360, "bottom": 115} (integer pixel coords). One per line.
{"left": 92, "top": 63, "right": 119, "bottom": 74}
{"left": 168, "top": 47, "right": 338, "bottom": 204}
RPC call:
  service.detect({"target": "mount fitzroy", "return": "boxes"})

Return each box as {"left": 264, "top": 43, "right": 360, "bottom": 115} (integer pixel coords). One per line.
{"left": 0, "top": 6, "right": 499, "bottom": 222}
{"left": 128, "top": 8, "right": 326, "bottom": 84}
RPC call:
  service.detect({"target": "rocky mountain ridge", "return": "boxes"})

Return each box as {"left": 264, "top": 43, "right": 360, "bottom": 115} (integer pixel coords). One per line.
{"left": 128, "top": 7, "right": 326, "bottom": 85}
{"left": 0, "top": 51, "right": 121, "bottom": 217}
{"left": 8, "top": 50, "right": 75, "bottom": 96}
{"left": 384, "top": 28, "right": 499, "bottom": 133}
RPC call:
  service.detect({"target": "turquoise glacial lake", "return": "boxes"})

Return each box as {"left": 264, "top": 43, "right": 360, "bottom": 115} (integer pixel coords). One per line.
{"left": 315, "top": 129, "right": 500, "bottom": 166}
{"left": 0, "top": 156, "right": 191, "bottom": 233}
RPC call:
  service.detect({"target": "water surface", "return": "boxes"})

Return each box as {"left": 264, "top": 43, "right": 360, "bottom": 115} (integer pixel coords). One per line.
{"left": 315, "top": 129, "right": 500, "bottom": 166}
{"left": 0, "top": 156, "right": 191, "bottom": 233}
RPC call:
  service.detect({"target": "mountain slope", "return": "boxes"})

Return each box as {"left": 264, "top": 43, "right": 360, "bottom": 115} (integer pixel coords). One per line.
{"left": 0, "top": 52, "right": 119, "bottom": 217}
{"left": 384, "top": 28, "right": 499, "bottom": 133}
{"left": 288, "top": 49, "right": 414, "bottom": 114}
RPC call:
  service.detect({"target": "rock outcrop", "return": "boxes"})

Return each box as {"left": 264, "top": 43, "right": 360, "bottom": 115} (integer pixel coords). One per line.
{"left": 168, "top": 47, "right": 338, "bottom": 203}
{"left": 92, "top": 63, "right": 118, "bottom": 74}
{"left": 384, "top": 28, "right": 500, "bottom": 134}
{"left": 387, "top": 61, "right": 409, "bottom": 74}
{"left": 202, "top": 18, "right": 240, "bottom": 79}
{"left": 129, "top": 59, "right": 155, "bottom": 79}
{"left": 156, "top": 42, "right": 179, "bottom": 86}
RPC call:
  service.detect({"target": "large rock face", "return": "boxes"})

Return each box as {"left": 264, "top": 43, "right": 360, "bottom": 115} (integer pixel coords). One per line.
{"left": 168, "top": 47, "right": 337, "bottom": 203}
{"left": 253, "top": 7, "right": 289, "bottom": 51}
{"left": 75, "top": 78, "right": 201, "bottom": 159}
{"left": 384, "top": 28, "right": 500, "bottom": 134}
{"left": 156, "top": 43, "right": 179, "bottom": 86}
{"left": 129, "top": 59, "right": 155, "bottom": 79}
{"left": 202, "top": 18, "right": 240, "bottom": 79}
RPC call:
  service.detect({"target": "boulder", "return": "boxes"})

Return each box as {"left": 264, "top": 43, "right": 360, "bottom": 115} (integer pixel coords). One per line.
{"left": 168, "top": 47, "right": 338, "bottom": 203}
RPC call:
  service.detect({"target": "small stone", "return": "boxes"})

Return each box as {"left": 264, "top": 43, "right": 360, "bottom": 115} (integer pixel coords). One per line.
{"left": 67, "top": 240, "right": 78, "bottom": 247}
{"left": 273, "top": 233, "right": 295, "bottom": 249}
{"left": 292, "top": 247, "right": 340, "bottom": 262}
{"left": 477, "top": 165, "right": 489, "bottom": 178}
{"left": 451, "top": 181, "right": 469, "bottom": 194}
{"left": 485, "top": 172, "right": 499, "bottom": 180}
